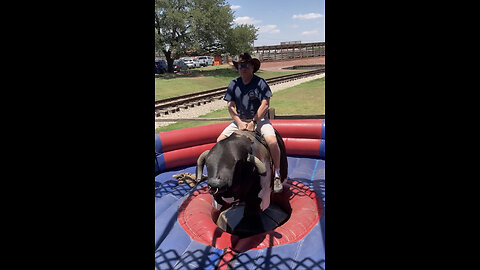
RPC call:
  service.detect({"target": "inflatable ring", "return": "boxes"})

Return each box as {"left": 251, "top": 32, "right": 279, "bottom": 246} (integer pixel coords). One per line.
{"left": 177, "top": 179, "right": 323, "bottom": 252}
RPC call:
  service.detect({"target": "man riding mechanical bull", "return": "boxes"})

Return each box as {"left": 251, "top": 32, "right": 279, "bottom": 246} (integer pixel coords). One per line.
{"left": 195, "top": 53, "right": 288, "bottom": 218}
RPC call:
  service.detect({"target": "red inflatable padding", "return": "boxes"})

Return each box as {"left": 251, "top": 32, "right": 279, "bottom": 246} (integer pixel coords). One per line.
{"left": 282, "top": 137, "right": 321, "bottom": 157}
{"left": 162, "top": 137, "right": 320, "bottom": 172}
{"left": 234, "top": 180, "right": 321, "bottom": 252}
{"left": 271, "top": 119, "right": 323, "bottom": 139}
{"left": 177, "top": 188, "right": 239, "bottom": 249}
{"left": 164, "top": 143, "right": 216, "bottom": 170}
{"left": 177, "top": 181, "right": 323, "bottom": 251}
{"left": 158, "top": 122, "right": 229, "bottom": 153}
{"left": 158, "top": 120, "right": 323, "bottom": 154}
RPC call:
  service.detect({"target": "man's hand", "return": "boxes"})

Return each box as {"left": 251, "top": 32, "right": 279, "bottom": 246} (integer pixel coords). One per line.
{"left": 238, "top": 121, "right": 249, "bottom": 130}
{"left": 237, "top": 120, "right": 255, "bottom": 131}
{"left": 246, "top": 121, "right": 255, "bottom": 131}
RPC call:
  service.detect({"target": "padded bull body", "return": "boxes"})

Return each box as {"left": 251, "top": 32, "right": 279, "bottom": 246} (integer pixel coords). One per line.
{"left": 196, "top": 129, "right": 288, "bottom": 219}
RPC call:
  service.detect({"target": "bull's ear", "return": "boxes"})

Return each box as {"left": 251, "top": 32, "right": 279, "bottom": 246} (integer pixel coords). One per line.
{"left": 248, "top": 154, "right": 266, "bottom": 175}
{"left": 196, "top": 150, "right": 210, "bottom": 182}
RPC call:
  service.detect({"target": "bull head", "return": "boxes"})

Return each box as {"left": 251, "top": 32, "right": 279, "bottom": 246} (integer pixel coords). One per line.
{"left": 195, "top": 150, "right": 267, "bottom": 194}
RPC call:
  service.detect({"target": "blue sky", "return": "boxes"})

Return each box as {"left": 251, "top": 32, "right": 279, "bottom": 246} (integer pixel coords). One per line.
{"left": 226, "top": 0, "right": 325, "bottom": 46}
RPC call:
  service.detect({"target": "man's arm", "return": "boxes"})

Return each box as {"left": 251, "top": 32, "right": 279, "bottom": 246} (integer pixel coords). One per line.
{"left": 246, "top": 98, "right": 270, "bottom": 131}
{"left": 228, "top": 101, "right": 248, "bottom": 130}
{"left": 254, "top": 98, "right": 270, "bottom": 122}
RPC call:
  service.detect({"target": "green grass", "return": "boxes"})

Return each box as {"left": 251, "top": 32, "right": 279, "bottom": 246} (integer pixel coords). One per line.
{"left": 270, "top": 77, "right": 325, "bottom": 115}
{"left": 155, "top": 65, "right": 304, "bottom": 101}
{"left": 155, "top": 77, "right": 325, "bottom": 133}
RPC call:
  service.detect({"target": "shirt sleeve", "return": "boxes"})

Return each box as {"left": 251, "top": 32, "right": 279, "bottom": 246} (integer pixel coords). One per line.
{"left": 259, "top": 78, "right": 272, "bottom": 100}
{"left": 223, "top": 80, "right": 236, "bottom": 101}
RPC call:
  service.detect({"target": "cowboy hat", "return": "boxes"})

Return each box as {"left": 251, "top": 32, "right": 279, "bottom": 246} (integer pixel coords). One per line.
{"left": 233, "top": 52, "right": 261, "bottom": 73}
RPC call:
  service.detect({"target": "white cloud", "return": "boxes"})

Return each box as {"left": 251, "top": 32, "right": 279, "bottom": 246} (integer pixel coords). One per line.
{"left": 301, "top": 30, "right": 319, "bottom": 35}
{"left": 234, "top": 16, "right": 262, "bottom": 25}
{"left": 293, "top": 13, "right": 323, "bottom": 20}
{"left": 230, "top": 5, "right": 241, "bottom": 10}
{"left": 258, "top": 25, "right": 280, "bottom": 34}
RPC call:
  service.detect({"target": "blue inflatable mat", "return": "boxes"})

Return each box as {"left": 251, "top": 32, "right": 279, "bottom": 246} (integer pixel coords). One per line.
{"left": 155, "top": 156, "right": 325, "bottom": 269}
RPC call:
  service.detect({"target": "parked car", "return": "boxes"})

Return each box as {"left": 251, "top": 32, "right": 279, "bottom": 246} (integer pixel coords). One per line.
{"left": 173, "top": 60, "right": 188, "bottom": 72}
{"left": 192, "top": 58, "right": 201, "bottom": 68}
{"left": 182, "top": 57, "right": 201, "bottom": 68}
{"left": 181, "top": 57, "right": 195, "bottom": 69}
{"left": 198, "top": 56, "right": 214, "bottom": 66}
{"left": 197, "top": 56, "right": 207, "bottom": 66}
{"left": 206, "top": 56, "right": 214, "bottom": 66}
{"left": 154, "top": 59, "right": 167, "bottom": 74}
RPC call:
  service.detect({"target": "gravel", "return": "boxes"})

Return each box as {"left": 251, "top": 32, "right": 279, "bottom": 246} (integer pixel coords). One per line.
{"left": 155, "top": 73, "right": 325, "bottom": 129}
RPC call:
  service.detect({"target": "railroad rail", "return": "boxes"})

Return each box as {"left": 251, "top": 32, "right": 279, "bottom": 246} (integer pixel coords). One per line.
{"left": 155, "top": 68, "right": 324, "bottom": 117}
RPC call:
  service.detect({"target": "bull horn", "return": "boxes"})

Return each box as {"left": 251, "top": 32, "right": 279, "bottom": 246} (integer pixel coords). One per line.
{"left": 195, "top": 150, "right": 210, "bottom": 182}
{"left": 248, "top": 154, "right": 266, "bottom": 175}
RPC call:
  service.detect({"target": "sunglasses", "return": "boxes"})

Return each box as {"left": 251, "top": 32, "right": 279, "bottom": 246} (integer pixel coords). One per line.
{"left": 238, "top": 63, "right": 250, "bottom": 69}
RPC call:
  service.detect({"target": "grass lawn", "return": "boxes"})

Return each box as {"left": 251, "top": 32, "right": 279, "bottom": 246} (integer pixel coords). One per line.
{"left": 155, "top": 77, "right": 325, "bottom": 133}
{"left": 270, "top": 76, "right": 325, "bottom": 115}
{"left": 155, "top": 65, "right": 304, "bottom": 101}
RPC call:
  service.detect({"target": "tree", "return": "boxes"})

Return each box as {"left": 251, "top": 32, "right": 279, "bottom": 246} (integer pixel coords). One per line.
{"left": 155, "top": 0, "right": 257, "bottom": 73}
{"left": 188, "top": 0, "right": 233, "bottom": 54}
{"left": 155, "top": 0, "right": 192, "bottom": 72}
{"left": 225, "top": 24, "right": 258, "bottom": 56}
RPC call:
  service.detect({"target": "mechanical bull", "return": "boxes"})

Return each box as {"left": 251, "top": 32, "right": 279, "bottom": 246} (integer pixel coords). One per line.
{"left": 195, "top": 129, "right": 288, "bottom": 230}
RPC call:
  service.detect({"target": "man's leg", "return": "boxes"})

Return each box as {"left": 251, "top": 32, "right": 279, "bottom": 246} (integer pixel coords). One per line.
{"left": 265, "top": 135, "right": 281, "bottom": 170}
{"left": 217, "top": 134, "right": 228, "bottom": 142}
{"left": 259, "top": 120, "right": 285, "bottom": 193}
{"left": 217, "top": 121, "right": 237, "bottom": 142}
{"left": 264, "top": 135, "right": 283, "bottom": 192}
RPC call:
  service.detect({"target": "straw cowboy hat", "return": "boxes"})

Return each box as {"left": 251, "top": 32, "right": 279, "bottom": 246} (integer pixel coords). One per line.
{"left": 233, "top": 52, "right": 261, "bottom": 73}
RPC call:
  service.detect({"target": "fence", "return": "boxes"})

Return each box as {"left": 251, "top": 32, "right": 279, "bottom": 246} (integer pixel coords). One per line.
{"left": 253, "top": 42, "right": 325, "bottom": 62}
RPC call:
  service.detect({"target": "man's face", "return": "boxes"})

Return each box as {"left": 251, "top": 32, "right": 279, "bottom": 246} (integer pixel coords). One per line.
{"left": 238, "top": 61, "right": 254, "bottom": 76}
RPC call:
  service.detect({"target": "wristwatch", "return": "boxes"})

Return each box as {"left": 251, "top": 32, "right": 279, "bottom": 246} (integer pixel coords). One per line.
{"left": 252, "top": 120, "right": 257, "bottom": 124}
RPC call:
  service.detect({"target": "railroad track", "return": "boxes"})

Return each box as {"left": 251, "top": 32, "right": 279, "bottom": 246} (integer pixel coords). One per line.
{"left": 155, "top": 68, "right": 324, "bottom": 117}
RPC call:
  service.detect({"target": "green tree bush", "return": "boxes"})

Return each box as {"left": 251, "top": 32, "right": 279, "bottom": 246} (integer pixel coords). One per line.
{"left": 155, "top": 0, "right": 257, "bottom": 72}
